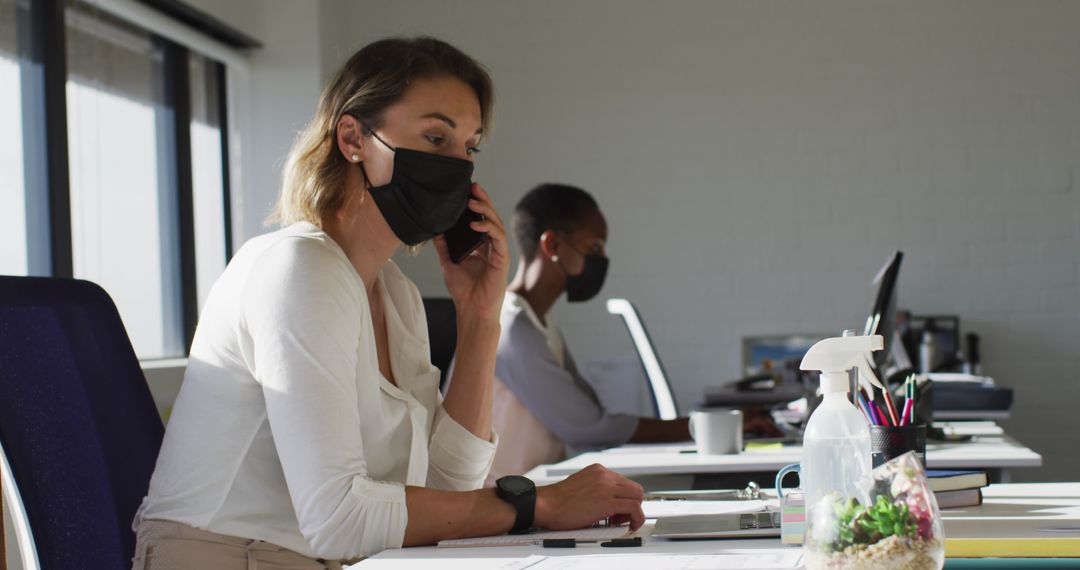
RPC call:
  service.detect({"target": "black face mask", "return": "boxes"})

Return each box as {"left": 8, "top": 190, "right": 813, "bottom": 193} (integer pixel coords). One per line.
{"left": 565, "top": 253, "right": 609, "bottom": 303}
{"left": 360, "top": 129, "right": 474, "bottom": 246}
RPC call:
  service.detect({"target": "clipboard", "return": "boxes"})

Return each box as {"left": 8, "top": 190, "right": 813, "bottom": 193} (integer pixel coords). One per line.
{"left": 651, "top": 511, "right": 782, "bottom": 540}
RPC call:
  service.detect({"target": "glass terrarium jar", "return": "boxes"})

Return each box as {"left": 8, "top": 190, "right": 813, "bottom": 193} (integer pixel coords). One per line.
{"left": 803, "top": 452, "right": 945, "bottom": 570}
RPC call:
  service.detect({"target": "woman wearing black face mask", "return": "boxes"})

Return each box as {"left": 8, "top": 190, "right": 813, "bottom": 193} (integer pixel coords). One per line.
{"left": 132, "top": 39, "right": 645, "bottom": 569}
{"left": 488, "top": 186, "right": 784, "bottom": 482}
{"left": 481, "top": 184, "right": 692, "bottom": 484}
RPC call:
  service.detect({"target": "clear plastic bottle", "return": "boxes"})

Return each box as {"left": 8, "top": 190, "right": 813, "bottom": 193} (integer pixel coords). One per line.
{"left": 799, "top": 334, "right": 883, "bottom": 509}
{"left": 802, "top": 388, "right": 872, "bottom": 509}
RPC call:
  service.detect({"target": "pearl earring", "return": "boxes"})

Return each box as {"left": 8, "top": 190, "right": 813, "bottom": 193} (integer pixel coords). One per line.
{"left": 551, "top": 255, "right": 559, "bottom": 262}
{"left": 351, "top": 154, "right": 359, "bottom": 162}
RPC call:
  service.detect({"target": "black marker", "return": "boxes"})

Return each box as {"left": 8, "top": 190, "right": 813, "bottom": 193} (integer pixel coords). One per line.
{"left": 601, "top": 537, "right": 643, "bottom": 547}
{"left": 542, "top": 538, "right": 579, "bottom": 548}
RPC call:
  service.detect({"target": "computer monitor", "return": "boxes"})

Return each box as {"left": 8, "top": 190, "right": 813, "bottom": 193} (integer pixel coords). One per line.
{"left": 742, "top": 334, "right": 827, "bottom": 376}
{"left": 864, "top": 250, "right": 903, "bottom": 376}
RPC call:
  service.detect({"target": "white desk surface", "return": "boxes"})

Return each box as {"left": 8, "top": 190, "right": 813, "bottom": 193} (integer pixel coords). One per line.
{"left": 353, "top": 483, "right": 1080, "bottom": 567}
{"left": 531, "top": 422, "right": 1042, "bottom": 480}
{"left": 353, "top": 521, "right": 796, "bottom": 568}
{"left": 945, "top": 482, "right": 1080, "bottom": 541}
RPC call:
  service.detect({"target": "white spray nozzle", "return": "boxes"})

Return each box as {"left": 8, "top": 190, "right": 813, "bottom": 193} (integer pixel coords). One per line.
{"left": 801, "top": 334, "right": 885, "bottom": 394}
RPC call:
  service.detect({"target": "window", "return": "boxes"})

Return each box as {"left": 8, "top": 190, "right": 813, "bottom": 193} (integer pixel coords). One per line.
{"left": 189, "top": 51, "right": 229, "bottom": 311}
{"left": 0, "top": 0, "right": 27, "bottom": 275}
{"left": 0, "top": 0, "right": 240, "bottom": 360}
{"left": 0, "top": 0, "right": 47, "bottom": 276}
{"left": 66, "top": 4, "right": 184, "bottom": 358}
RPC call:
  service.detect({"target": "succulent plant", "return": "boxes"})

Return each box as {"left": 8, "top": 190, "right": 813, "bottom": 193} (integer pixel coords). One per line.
{"left": 857, "top": 495, "right": 917, "bottom": 542}
{"left": 831, "top": 497, "right": 864, "bottom": 551}
{"left": 829, "top": 495, "right": 918, "bottom": 552}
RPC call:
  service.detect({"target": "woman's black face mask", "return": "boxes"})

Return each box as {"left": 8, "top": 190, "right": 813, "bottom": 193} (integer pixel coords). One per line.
{"left": 358, "top": 125, "right": 474, "bottom": 246}
{"left": 557, "top": 235, "right": 609, "bottom": 303}
{"left": 565, "top": 253, "right": 609, "bottom": 302}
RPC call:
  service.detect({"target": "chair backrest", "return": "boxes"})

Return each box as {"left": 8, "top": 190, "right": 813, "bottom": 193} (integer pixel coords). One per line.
{"left": 0, "top": 276, "right": 164, "bottom": 570}
{"left": 422, "top": 297, "right": 458, "bottom": 392}
{"left": 605, "top": 298, "right": 680, "bottom": 420}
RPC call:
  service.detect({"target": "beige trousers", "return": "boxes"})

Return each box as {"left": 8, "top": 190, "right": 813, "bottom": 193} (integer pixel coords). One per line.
{"left": 132, "top": 520, "right": 359, "bottom": 570}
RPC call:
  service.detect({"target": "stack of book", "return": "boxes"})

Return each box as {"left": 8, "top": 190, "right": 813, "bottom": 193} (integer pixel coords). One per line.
{"left": 928, "top": 470, "right": 989, "bottom": 509}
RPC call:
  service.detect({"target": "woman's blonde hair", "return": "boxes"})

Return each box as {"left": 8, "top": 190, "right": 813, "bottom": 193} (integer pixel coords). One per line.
{"left": 269, "top": 37, "right": 494, "bottom": 228}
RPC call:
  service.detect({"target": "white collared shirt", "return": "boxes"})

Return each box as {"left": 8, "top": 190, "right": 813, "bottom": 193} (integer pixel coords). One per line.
{"left": 137, "top": 222, "right": 496, "bottom": 560}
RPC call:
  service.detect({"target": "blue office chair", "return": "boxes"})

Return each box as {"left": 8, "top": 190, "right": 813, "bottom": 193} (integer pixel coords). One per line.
{"left": 0, "top": 276, "right": 164, "bottom": 570}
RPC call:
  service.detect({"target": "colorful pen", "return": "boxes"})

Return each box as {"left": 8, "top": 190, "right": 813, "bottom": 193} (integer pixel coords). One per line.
{"left": 857, "top": 391, "right": 876, "bottom": 425}
{"left": 882, "top": 387, "right": 900, "bottom": 426}
{"left": 870, "top": 400, "right": 891, "bottom": 427}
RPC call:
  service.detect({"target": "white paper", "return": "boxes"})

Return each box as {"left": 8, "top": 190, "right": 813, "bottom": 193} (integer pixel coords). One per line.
{"left": 350, "top": 555, "right": 544, "bottom": 570}
{"left": 438, "top": 525, "right": 631, "bottom": 548}
{"left": 642, "top": 499, "right": 771, "bottom": 519}
{"left": 525, "top": 551, "right": 803, "bottom": 570}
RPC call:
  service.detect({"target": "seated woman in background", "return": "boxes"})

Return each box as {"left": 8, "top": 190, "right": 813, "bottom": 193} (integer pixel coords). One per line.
{"left": 133, "top": 38, "right": 644, "bottom": 569}
{"left": 487, "top": 183, "right": 691, "bottom": 484}
{"left": 489, "top": 184, "right": 778, "bottom": 484}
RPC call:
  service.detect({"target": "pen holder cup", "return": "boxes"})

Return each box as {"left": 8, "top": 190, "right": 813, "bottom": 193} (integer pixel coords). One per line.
{"left": 870, "top": 423, "right": 927, "bottom": 469}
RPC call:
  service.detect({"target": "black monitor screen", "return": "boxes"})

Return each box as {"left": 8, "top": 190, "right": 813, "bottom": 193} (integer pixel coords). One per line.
{"left": 864, "top": 251, "right": 903, "bottom": 372}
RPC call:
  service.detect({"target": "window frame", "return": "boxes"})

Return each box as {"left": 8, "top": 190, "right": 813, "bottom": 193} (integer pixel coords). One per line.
{"left": 14, "top": 0, "right": 249, "bottom": 359}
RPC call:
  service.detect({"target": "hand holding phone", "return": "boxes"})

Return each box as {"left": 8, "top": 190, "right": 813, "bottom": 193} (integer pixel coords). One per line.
{"left": 444, "top": 202, "right": 487, "bottom": 263}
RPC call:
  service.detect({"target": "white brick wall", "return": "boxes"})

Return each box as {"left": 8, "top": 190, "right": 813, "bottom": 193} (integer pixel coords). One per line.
{"left": 316, "top": 0, "right": 1080, "bottom": 481}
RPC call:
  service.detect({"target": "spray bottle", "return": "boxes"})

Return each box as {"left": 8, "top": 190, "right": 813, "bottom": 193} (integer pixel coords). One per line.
{"left": 799, "top": 333, "right": 885, "bottom": 510}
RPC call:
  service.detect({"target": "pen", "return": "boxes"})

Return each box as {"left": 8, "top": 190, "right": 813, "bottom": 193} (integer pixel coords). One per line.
{"left": 861, "top": 387, "right": 885, "bottom": 426}
{"left": 869, "top": 400, "right": 890, "bottom": 427}
{"left": 542, "top": 537, "right": 642, "bottom": 548}
{"left": 857, "top": 391, "right": 876, "bottom": 425}
{"left": 866, "top": 398, "right": 879, "bottom": 425}
{"left": 882, "top": 386, "right": 900, "bottom": 426}
{"left": 904, "top": 376, "right": 910, "bottom": 426}
{"left": 901, "top": 376, "right": 915, "bottom": 426}
{"left": 860, "top": 387, "right": 885, "bottom": 425}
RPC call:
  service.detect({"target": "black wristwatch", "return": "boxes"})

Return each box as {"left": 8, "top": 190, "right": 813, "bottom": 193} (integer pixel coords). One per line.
{"left": 495, "top": 475, "right": 537, "bottom": 534}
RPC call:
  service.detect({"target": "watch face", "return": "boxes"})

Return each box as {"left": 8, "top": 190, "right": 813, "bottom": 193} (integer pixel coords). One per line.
{"left": 499, "top": 476, "right": 534, "bottom": 496}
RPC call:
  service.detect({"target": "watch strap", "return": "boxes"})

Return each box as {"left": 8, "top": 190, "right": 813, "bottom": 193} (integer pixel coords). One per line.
{"left": 509, "top": 492, "right": 535, "bottom": 533}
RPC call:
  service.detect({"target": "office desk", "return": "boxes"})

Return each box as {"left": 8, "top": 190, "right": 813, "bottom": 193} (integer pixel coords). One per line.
{"left": 528, "top": 422, "right": 1041, "bottom": 488}
{"left": 353, "top": 483, "right": 1080, "bottom": 569}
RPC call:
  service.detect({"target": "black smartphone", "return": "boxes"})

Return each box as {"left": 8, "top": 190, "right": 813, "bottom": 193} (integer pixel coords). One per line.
{"left": 444, "top": 208, "right": 487, "bottom": 263}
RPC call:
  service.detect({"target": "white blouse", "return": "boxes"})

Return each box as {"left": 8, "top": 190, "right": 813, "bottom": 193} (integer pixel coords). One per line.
{"left": 136, "top": 222, "right": 497, "bottom": 560}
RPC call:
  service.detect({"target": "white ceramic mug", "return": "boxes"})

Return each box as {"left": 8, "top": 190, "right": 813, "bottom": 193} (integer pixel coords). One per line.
{"left": 688, "top": 408, "right": 743, "bottom": 455}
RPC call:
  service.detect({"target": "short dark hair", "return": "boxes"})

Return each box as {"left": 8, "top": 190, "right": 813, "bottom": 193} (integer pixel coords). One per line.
{"left": 512, "top": 183, "right": 599, "bottom": 261}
